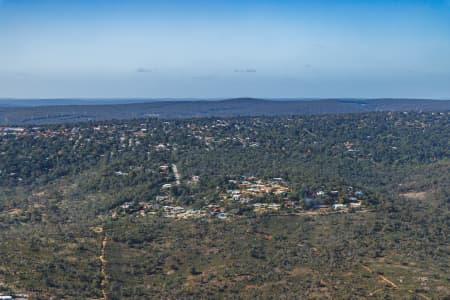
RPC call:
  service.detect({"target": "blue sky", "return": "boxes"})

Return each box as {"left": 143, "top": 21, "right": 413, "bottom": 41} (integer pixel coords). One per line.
{"left": 0, "top": 0, "right": 449, "bottom": 99}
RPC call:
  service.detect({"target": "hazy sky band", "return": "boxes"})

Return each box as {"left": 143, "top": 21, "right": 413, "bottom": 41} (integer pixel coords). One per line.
{"left": 0, "top": 0, "right": 449, "bottom": 98}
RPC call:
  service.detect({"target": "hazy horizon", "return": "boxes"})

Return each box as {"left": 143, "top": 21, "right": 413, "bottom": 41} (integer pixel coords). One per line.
{"left": 0, "top": 97, "right": 449, "bottom": 109}
{"left": 1, "top": 0, "right": 449, "bottom": 99}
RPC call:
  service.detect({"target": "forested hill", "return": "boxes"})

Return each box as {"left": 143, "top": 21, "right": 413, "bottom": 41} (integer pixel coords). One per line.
{"left": 0, "top": 111, "right": 449, "bottom": 299}
{"left": 0, "top": 98, "right": 449, "bottom": 125}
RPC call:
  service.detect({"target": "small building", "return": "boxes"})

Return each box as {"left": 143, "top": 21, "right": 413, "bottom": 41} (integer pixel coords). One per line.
{"left": 232, "top": 194, "right": 241, "bottom": 201}
{"left": 268, "top": 203, "right": 281, "bottom": 211}
{"left": 260, "top": 186, "right": 273, "bottom": 194}
{"left": 253, "top": 203, "right": 266, "bottom": 209}
{"left": 155, "top": 195, "right": 169, "bottom": 202}
{"left": 350, "top": 202, "right": 362, "bottom": 208}
{"left": 120, "top": 202, "right": 132, "bottom": 209}
{"left": 115, "top": 171, "right": 129, "bottom": 176}
{"left": 239, "top": 197, "right": 252, "bottom": 204}
{"left": 314, "top": 204, "right": 330, "bottom": 210}
{"left": 217, "top": 212, "right": 228, "bottom": 219}
{"left": 345, "top": 197, "right": 359, "bottom": 203}
{"left": 332, "top": 204, "right": 345, "bottom": 210}
{"left": 355, "top": 191, "right": 364, "bottom": 198}
{"left": 330, "top": 190, "right": 339, "bottom": 196}
{"left": 155, "top": 144, "right": 167, "bottom": 151}
{"left": 173, "top": 206, "right": 186, "bottom": 214}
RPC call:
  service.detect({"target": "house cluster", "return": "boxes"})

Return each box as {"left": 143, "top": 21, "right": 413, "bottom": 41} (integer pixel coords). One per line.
{"left": 114, "top": 176, "right": 369, "bottom": 220}
{"left": 344, "top": 141, "right": 359, "bottom": 153}
{"left": 115, "top": 201, "right": 156, "bottom": 218}
{"left": 0, "top": 126, "right": 89, "bottom": 138}
{"left": 222, "top": 177, "right": 290, "bottom": 211}
{"left": 252, "top": 203, "right": 282, "bottom": 213}
{"left": 304, "top": 187, "right": 366, "bottom": 212}
{"left": 225, "top": 177, "right": 289, "bottom": 201}
{"left": 0, "top": 127, "right": 26, "bottom": 137}
{"left": 116, "top": 200, "right": 226, "bottom": 220}
{"left": 162, "top": 206, "right": 207, "bottom": 219}
{"left": 185, "top": 120, "right": 262, "bottom": 149}
{"left": 160, "top": 204, "right": 229, "bottom": 219}
{"left": 158, "top": 164, "right": 182, "bottom": 189}
{"left": 0, "top": 123, "right": 169, "bottom": 151}
{"left": 0, "top": 294, "right": 28, "bottom": 300}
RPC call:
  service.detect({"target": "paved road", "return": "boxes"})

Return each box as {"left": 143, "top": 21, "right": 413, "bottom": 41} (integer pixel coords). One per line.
{"left": 172, "top": 164, "right": 181, "bottom": 185}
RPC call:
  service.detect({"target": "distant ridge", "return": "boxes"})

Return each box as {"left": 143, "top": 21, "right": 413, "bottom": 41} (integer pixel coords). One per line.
{"left": 0, "top": 98, "right": 201, "bottom": 107}
{"left": 1, "top": 97, "right": 448, "bottom": 107}
{"left": 0, "top": 98, "right": 448, "bottom": 125}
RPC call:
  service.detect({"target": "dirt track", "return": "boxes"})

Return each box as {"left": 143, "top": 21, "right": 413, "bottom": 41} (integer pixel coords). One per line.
{"left": 99, "top": 231, "right": 108, "bottom": 300}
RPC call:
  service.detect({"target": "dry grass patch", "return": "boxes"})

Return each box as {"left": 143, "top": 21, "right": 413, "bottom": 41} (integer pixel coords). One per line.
{"left": 399, "top": 191, "right": 429, "bottom": 200}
